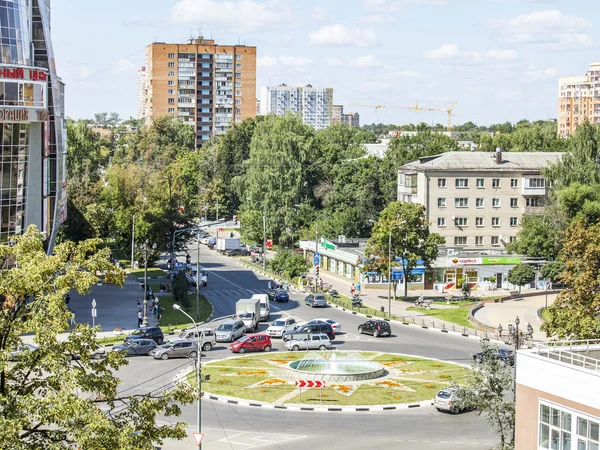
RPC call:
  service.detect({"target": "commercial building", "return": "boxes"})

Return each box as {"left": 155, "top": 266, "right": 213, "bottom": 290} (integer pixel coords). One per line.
{"left": 137, "top": 66, "right": 147, "bottom": 119}
{"left": 259, "top": 84, "right": 333, "bottom": 130}
{"left": 143, "top": 37, "right": 257, "bottom": 147}
{"left": 342, "top": 112, "right": 360, "bottom": 127}
{"left": 516, "top": 341, "right": 600, "bottom": 449}
{"left": 558, "top": 62, "right": 600, "bottom": 138}
{"left": 0, "top": 0, "right": 66, "bottom": 251}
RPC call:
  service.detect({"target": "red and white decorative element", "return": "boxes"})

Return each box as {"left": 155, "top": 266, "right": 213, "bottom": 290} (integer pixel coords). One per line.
{"left": 295, "top": 380, "right": 326, "bottom": 388}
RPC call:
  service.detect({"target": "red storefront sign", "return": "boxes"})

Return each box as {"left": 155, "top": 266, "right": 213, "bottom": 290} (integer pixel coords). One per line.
{"left": 0, "top": 67, "right": 47, "bottom": 81}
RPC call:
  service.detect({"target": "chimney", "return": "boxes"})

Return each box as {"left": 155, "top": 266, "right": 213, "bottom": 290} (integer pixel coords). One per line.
{"left": 495, "top": 147, "right": 502, "bottom": 164}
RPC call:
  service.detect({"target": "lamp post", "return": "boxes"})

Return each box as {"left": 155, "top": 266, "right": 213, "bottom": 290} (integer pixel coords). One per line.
{"left": 196, "top": 231, "right": 201, "bottom": 320}
{"left": 142, "top": 240, "right": 157, "bottom": 327}
{"left": 263, "top": 212, "right": 267, "bottom": 271}
{"left": 171, "top": 307, "right": 234, "bottom": 450}
{"left": 130, "top": 214, "right": 135, "bottom": 269}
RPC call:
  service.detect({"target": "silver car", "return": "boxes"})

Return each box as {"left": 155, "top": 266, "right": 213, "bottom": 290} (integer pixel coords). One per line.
{"left": 215, "top": 320, "right": 246, "bottom": 342}
{"left": 178, "top": 327, "right": 217, "bottom": 351}
{"left": 434, "top": 387, "right": 465, "bottom": 414}
{"left": 285, "top": 333, "right": 331, "bottom": 351}
{"left": 151, "top": 339, "right": 198, "bottom": 360}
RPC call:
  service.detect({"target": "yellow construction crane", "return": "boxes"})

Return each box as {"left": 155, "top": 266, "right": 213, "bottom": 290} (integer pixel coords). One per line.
{"left": 350, "top": 101, "right": 457, "bottom": 132}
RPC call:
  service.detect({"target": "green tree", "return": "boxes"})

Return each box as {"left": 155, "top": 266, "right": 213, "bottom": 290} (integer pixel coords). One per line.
{"left": 540, "top": 260, "right": 565, "bottom": 283}
{"left": 0, "top": 226, "right": 193, "bottom": 449}
{"left": 506, "top": 214, "right": 562, "bottom": 259}
{"left": 507, "top": 263, "right": 536, "bottom": 294}
{"left": 171, "top": 270, "right": 190, "bottom": 309}
{"left": 268, "top": 250, "right": 310, "bottom": 279}
{"left": 363, "top": 202, "right": 445, "bottom": 299}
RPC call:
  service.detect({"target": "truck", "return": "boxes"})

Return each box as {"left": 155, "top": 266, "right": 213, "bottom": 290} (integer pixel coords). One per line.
{"left": 251, "top": 293, "right": 270, "bottom": 321}
{"left": 216, "top": 237, "right": 240, "bottom": 253}
{"left": 235, "top": 298, "right": 260, "bottom": 332}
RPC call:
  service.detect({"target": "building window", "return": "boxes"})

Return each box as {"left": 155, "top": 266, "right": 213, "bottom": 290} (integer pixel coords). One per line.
{"left": 235, "top": 99, "right": 241, "bottom": 105}
{"left": 475, "top": 236, "right": 483, "bottom": 246}
{"left": 476, "top": 217, "right": 484, "bottom": 227}
{"left": 168, "top": 62, "right": 175, "bottom": 68}
{"left": 168, "top": 89, "right": 174, "bottom": 95}
{"left": 509, "top": 236, "right": 516, "bottom": 243}
{"left": 168, "top": 71, "right": 175, "bottom": 76}
{"left": 235, "top": 82, "right": 242, "bottom": 87}
{"left": 235, "top": 63, "right": 242, "bottom": 69}
{"left": 168, "top": 98, "right": 175, "bottom": 104}
{"left": 235, "top": 54, "right": 242, "bottom": 60}
{"left": 236, "top": 90, "right": 241, "bottom": 96}
{"left": 539, "top": 404, "right": 572, "bottom": 450}
{"left": 454, "top": 236, "right": 467, "bottom": 246}
{"left": 510, "top": 217, "right": 518, "bottom": 226}
{"left": 455, "top": 178, "right": 469, "bottom": 188}
{"left": 526, "top": 198, "right": 541, "bottom": 207}
{"left": 168, "top": 53, "right": 175, "bottom": 58}
{"left": 491, "top": 236, "right": 500, "bottom": 246}
{"left": 455, "top": 217, "right": 468, "bottom": 226}
{"left": 167, "top": 107, "right": 175, "bottom": 113}
{"left": 476, "top": 178, "right": 485, "bottom": 188}
{"left": 476, "top": 198, "right": 484, "bottom": 208}
{"left": 438, "top": 178, "right": 447, "bottom": 188}
{"left": 168, "top": 80, "right": 174, "bottom": 86}
{"left": 511, "top": 178, "right": 519, "bottom": 188}
{"left": 455, "top": 198, "right": 469, "bottom": 208}
{"left": 438, "top": 198, "right": 446, "bottom": 208}
{"left": 492, "top": 178, "right": 501, "bottom": 188}
{"left": 492, "top": 217, "right": 500, "bottom": 227}
{"left": 235, "top": 108, "right": 241, "bottom": 114}
{"left": 528, "top": 178, "right": 546, "bottom": 188}
{"left": 576, "top": 417, "right": 600, "bottom": 448}
{"left": 510, "top": 198, "right": 518, "bottom": 208}
{"left": 437, "top": 217, "right": 446, "bottom": 227}
{"left": 492, "top": 198, "right": 500, "bottom": 208}
{"left": 235, "top": 73, "right": 242, "bottom": 78}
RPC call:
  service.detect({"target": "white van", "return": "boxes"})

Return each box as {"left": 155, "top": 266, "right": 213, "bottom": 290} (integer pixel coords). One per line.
{"left": 251, "top": 294, "right": 270, "bottom": 321}
{"left": 185, "top": 264, "right": 208, "bottom": 287}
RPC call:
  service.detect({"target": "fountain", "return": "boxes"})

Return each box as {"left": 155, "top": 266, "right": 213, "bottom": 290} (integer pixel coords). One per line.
{"left": 287, "top": 351, "right": 386, "bottom": 382}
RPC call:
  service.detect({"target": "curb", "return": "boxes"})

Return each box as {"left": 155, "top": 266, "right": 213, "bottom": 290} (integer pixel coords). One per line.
{"left": 136, "top": 276, "right": 165, "bottom": 280}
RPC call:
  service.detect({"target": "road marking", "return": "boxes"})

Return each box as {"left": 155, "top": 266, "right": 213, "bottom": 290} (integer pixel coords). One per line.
{"left": 216, "top": 430, "right": 307, "bottom": 449}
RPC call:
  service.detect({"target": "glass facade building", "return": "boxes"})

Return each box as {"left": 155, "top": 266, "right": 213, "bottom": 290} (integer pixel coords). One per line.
{"left": 0, "top": 0, "right": 65, "bottom": 251}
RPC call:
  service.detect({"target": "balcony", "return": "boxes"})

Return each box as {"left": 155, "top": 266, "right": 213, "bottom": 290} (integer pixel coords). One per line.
{"left": 523, "top": 206, "right": 544, "bottom": 214}
{"left": 397, "top": 185, "right": 418, "bottom": 195}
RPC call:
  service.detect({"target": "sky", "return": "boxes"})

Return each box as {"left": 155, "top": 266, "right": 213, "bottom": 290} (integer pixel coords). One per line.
{"left": 51, "top": 0, "right": 600, "bottom": 127}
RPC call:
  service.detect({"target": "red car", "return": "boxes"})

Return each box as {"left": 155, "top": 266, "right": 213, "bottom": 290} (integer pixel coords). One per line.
{"left": 229, "top": 334, "right": 272, "bottom": 353}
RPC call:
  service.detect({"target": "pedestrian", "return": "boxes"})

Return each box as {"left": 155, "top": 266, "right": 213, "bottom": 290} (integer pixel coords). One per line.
{"left": 159, "top": 282, "right": 165, "bottom": 296}
{"left": 137, "top": 310, "right": 143, "bottom": 328}
{"left": 284, "top": 281, "right": 290, "bottom": 292}
{"left": 65, "top": 294, "right": 70, "bottom": 307}
{"left": 417, "top": 294, "right": 425, "bottom": 306}
{"left": 268, "top": 280, "right": 272, "bottom": 290}
{"left": 153, "top": 304, "right": 158, "bottom": 321}
{"left": 356, "top": 282, "right": 361, "bottom": 294}
{"left": 69, "top": 309, "right": 76, "bottom": 327}
{"left": 319, "top": 279, "right": 324, "bottom": 292}
{"left": 548, "top": 281, "right": 553, "bottom": 290}
{"left": 351, "top": 283, "right": 355, "bottom": 296}
{"left": 136, "top": 299, "right": 141, "bottom": 311}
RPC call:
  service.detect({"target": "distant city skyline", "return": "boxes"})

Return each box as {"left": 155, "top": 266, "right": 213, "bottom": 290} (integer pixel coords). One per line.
{"left": 51, "top": 0, "right": 600, "bottom": 126}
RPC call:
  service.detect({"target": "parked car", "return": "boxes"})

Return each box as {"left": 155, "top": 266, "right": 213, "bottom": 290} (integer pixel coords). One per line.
{"left": 285, "top": 333, "right": 332, "bottom": 351}
{"left": 71, "top": 344, "right": 106, "bottom": 360}
{"left": 473, "top": 348, "right": 514, "bottom": 366}
{"left": 9, "top": 343, "right": 38, "bottom": 361}
{"left": 435, "top": 387, "right": 467, "bottom": 414}
{"left": 200, "top": 237, "right": 211, "bottom": 245}
{"left": 224, "top": 248, "right": 249, "bottom": 257}
{"left": 112, "top": 339, "right": 157, "bottom": 356}
{"left": 266, "top": 317, "right": 298, "bottom": 338}
{"left": 230, "top": 334, "right": 272, "bottom": 353}
{"left": 273, "top": 289, "right": 289, "bottom": 302}
{"left": 298, "top": 318, "right": 342, "bottom": 333}
{"left": 358, "top": 320, "right": 391, "bottom": 337}
{"left": 151, "top": 339, "right": 198, "bottom": 360}
{"left": 305, "top": 294, "right": 328, "bottom": 308}
{"left": 283, "top": 322, "right": 335, "bottom": 341}
{"left": 124, "top": 326, "right": 164, "bottom": 345}
{"left": 215, "top": 320, "right": 246, "bottom": 342}
{"left": 178, "top": 327, "right": 217, "bottom": 351}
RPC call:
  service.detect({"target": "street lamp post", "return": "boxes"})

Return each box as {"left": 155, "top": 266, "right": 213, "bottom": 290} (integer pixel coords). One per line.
{"left": 196, "top": 231, "right": 201, "bottom": 320}
{"left": 142, "top": 240, "right": 157, "bottom": 327}
{"left": 315, "top": 218, "right": 319, "bottom": 292}
{"left": 263, "top": 212, "right": 267, "bottom": 271}
{"left": 387, "top": 228, "right": 392, "bottom": 318}
{"left": 171, "top": 307, "right": 234, "bottom": 450}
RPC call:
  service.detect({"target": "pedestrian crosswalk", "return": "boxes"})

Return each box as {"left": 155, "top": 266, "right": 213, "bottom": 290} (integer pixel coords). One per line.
{"left": 207, "top": 287, "right": 267, "bottom": 297}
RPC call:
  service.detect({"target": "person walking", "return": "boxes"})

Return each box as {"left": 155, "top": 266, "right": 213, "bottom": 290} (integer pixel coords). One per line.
{"left": 65, "top": 294, "right": 71, "bottom": 308}
{"left": 356, "top": 282, "right": 361, "bottom": 295}
{"left": 351, "top": 283, "right": 355, "bottom": 296}
{"left": 319, "top": 279, "right": 324, "bottom": 292}
{"left": 137, "top": 310, "right": 143, "bottom": 328}
{"left": 268, "top": 280, "right": 272, "bottom": 290}
{"left": 69, "top": 309, "right": 76, "bottom": 327}
{"left": 136, "top": 299, "right": 141, "bottom": 311}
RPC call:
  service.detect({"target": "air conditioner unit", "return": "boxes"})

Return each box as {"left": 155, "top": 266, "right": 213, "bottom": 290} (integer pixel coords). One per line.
{"left": 447, "top": 249, "right": 455, "bottom": 256}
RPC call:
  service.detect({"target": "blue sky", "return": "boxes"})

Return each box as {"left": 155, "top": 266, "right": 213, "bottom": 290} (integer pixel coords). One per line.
{"left": 52, "top": 0, "right": 599, "bottom": 126}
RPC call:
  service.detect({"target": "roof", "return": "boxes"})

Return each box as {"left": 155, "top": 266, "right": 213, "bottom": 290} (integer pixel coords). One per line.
{"left": 399, "top": 151, "right": 563, "bottom": 172}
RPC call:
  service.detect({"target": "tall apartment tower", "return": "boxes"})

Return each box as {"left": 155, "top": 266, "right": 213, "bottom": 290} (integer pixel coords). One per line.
{"left": 137, "top": 66, "right": 147, "bottom": 120}
{"left": 0, "top": 0, "right": 66, "bottom": 252}
{"left": 260, "top": 84, "right": 334, "bottom": 130}
{"left": 558, "top": 62, "right": 600, "bottom": 137}
{"left": 144, "top": 37, "right": 257, "bottom": 147}
{"left": 342, "top": 112, "right": 360, "bottom": 127}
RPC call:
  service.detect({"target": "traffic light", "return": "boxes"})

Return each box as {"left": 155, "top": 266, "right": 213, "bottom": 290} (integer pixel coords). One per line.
{"left": 315, "top": 264, "right": 320, "bottom": 279}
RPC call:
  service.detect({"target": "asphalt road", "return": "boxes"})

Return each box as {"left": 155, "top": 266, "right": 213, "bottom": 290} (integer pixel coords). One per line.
{"left": 111, "top": 243, "right": 496, "bottom": 449}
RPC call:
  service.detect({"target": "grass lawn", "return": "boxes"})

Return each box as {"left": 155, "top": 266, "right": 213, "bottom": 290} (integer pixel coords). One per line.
{"left": 148, "top": 283, "right": 212, "bottom": 328}
{"left": 407, "top": 306, "right": 475, "bottom": 328}
{"left": 129, "top": 267, "right": 166, "bottom": 278}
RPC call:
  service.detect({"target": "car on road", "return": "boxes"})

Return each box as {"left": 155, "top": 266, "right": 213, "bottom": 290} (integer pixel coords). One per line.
{"left": 283, "top": 322, "right": 335, "bottom": 341}
{"left": 434, "top": 387, "right": 467, "bottom": 414}
{"left": 178, "top": 327, "right": 217, "bottom": 351}
{"left": 473, "top": 348, "right": 514, "bottom": 366}
{"left": 9, "top": 343, "right": 38, "bottom": 361}
{"left": 215, "top": 319, "right": 246, "bottom": 342}
{"left": 285, "top": 333, "right": 332, "bottom": 351}
{"left": 305, "top": 294, "right": 328, "bottom": 308}
{"left": 112, "top": 339, "right": 157, "bottom": 356}
{"left": 266, "top": 317, "right": 298, "bottom": 338}
{"left": 151, "top": 339, "right": 198, "bottom": 360}
{"left": 124, "top": 326, "right": 164, "bottom": 345}
{"left": 273, "top": 289, "right": 289, "bottom": 302}
{"left": 297, "top": 318, "right": 342, "bottom": 333}
{"left": 358, "top": 320, "right": 391, "bottom": 337}
{"left": 229, "top": 334, "right": 272, "bottom": 353}
{"left": 224, "top": 248, "right": 250, "bottom": 257}
{"left": 71, "top": 344, "right": 106, "bottom": 360}
{"left": 267, "top": 289, "right": 276, "bottom": 302}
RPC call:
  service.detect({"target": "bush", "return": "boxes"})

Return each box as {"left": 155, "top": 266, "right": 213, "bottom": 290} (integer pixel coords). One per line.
{"left": 268, "top": 250, "right": 310, "bottom": 279}
{"left": 171, "top": 271, "right": 190, "bottom": 308}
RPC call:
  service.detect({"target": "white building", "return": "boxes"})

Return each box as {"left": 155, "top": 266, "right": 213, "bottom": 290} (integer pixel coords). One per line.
{"left": 137, "top": 66, "right": 147, "bottom": 120}
{"left": 259, "top": 84, "right": 334, "bottom": 130}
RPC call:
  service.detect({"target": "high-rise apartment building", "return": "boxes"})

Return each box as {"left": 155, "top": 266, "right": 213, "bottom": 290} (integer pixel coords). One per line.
{"left": 332, "top": 104, "right": 343, "bottom": 124}
{"left": 342, "top": 112, "right": 360, "bottom": 128}
{"left": 144, "top": 37, "right": 256, "bottom": 147}
{"left": 259, "top": 84, "right": 334, "bottom": 130}
{"left": 137, "top": 66, "right": 147, "bottom": 119}
{"left": 0, "top": 0, "right": 66, "bottom": 251}
{"left": 558, "top": 62, "right": 600, "bottom": 137}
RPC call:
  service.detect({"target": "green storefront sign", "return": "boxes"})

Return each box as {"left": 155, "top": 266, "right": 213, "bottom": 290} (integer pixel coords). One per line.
{"left": 481, "top": 257, "right": 521, "bottom": 265}
{"left": 320, "top": 237, "right": 335, "bottom": 251}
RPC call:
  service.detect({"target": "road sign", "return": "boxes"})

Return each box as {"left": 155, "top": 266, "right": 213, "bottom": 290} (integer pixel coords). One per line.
{"left": 313, "top": 253, "right": 321, "bottom": 266}
{"left": 295, "top": 380, "right": 326, "bottom": 388}
{"left": 91, "top": 298, "right": 97, "bottom": 309}
{"left": 91, "top": 309, "right": 97, "bottom": 317}
{"left": 192, "top": 432, "right": 204, "bottom": 445}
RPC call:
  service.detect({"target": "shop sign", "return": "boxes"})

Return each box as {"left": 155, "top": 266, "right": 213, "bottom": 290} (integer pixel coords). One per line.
{"left": 0, "top": 66, "right": 48, "bottom": 81}
{"left": 0, "top": 108, "right": 49, "bottom": 122}
{"left": 447, "top": 256, "right": 521, "bottom": 266}
{"left": 320, "top": 237, "right": 336, "bottom": 251}
{"left": 482, "top": 257, "right": 520, "bottom": 265}
{"left": 448, "top": 257, "right": 481, "bottom": 266}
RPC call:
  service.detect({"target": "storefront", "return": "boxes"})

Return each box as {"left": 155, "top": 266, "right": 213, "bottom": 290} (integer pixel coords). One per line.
{"left": 439, "top": 256, "right": 522, "bottom": 291}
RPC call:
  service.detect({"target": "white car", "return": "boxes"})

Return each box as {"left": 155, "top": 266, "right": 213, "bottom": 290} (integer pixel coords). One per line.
{"left": 296, "top": 318, "right": 342, "bottom": 333}
{"left": 200, "top": 237, "right": 211, "bottom": 245}
{"left": 266, "top": 317, "right": 298, "bottom": 338}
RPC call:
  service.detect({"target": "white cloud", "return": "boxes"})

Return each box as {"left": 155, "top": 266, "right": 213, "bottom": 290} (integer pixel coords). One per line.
{"left": 359, "top": 14, "right": 397, "bottom": 23}
{"left": 278, "top": 56, "right": 312, "bottom": 67}
{"left": 350, "top": 55, "right": 386, "bottom": 68}
{"left": 170, "top": 0, "right": 294, "bottom": 31}
{"left": 258, "top": 55, "right": 312, "bottom": 73}
{"left": 386, "top": 70, "right": 422, "bottom": 78}
{"left": 257, "top": 55, "right": 277, "bottom": 68}
{"left": 111, "top": 58, "right": 136, "bottom": 73}
{"left": 326, "top": 58, "right": 343, "bottom": 67}
{"left": 496, "top": 89, "right": 522, "bottom": 101}
{"left": 359, "top": 81, "right": 391, "bottom": 92}
{"left": 424, "top": 44, "right": 461, "bottom": 60}
{"left": 364, "top": 0, "right": 446, "bottom": 13}
{"left": 423, "top": 44, "right": 517, "bottom": 65}
{"left": 79, "top": 67, "right": 91, "bottom": 80}
{"left": 522, "top": 67, "right": 558, "bottom": 82}
{"left": 492, "top": 10, "right": 592, "bottom": 51}
{"left": 309, "top": 24, "right": 377, "bottom": 47}
{"left": 485, "top": 49, "right": 518, "bottom": 60}
{"left": 312, "top": 6, "right": 327, "bottom": 21}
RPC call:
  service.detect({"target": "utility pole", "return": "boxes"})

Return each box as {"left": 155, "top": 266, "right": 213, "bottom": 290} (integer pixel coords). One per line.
{"left": 262, "top": 213, "right": 267, "bottom": 271}
{"left": 216, "top": 197, "right": 219, "bottom": 222}
{"left": 388, "top": 228, "right": 392, "bottom": 318}
{"left": 315, "top": 219, "right": 319, "bottom": 290}
{"left": 130, "top": 214, "right": 135, "bottom": 269}
{"left": 196, "top": 232, "right": 201, "bottom": 319}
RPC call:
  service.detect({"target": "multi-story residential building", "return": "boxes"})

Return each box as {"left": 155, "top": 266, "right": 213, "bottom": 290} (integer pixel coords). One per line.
{"left": 256, "top": 98, "right": 261, "bottom": 115}
{"left": 558, "top": 62, "right": 600, "bottom": 138}
{"left": 0, "top": 0, "right": 66, "bottom": 252}
{"left": 137, "top": 66, "right": 147, "bottom": 119}
{"left": 144, "top": 37, "right": 256, "bottom": 147}
{"left": 259, "top": 84, "right": 334, "bottom": 130}
{"left": 332, "top": 104, "right": 344, "bottom": 124}
{"left": 516, "top": 341, "right": 600, "bottom": 449}
{"left": 342, "top": 112, "right": 360, "bottom": 127}
{"left": 397, "top": 150, "right": 562, "bottom": 289}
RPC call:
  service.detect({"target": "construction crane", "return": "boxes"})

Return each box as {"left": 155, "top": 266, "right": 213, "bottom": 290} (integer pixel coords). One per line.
{"left": 350, "top": 101, "right": 457, "bottom": 132}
